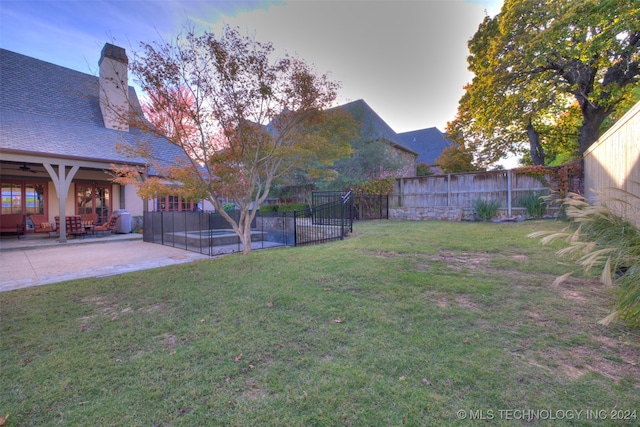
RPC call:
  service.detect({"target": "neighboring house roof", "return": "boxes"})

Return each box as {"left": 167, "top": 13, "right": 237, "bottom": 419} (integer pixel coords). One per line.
{"left": 398, "top": 127, "right": 452, "bottom": 165}
{"left": 0, "top": 48, "right": 184, "bottom": 170}
{"left": 336, "top": 99, "right": 418, "bottom": 157}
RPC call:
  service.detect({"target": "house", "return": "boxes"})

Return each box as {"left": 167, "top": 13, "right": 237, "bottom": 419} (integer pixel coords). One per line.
{"left": 398, "top": 127, "right": 452, "bottom": 174}
{"left": 0, "top": 44, "right": 192, "bottom": 241}
{"left": 337, "top": 99, "right": 418, "bottom": 178}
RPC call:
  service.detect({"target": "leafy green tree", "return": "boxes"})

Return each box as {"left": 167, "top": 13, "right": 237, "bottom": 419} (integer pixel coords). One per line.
{"left": 416, "top": 163, "right": 433, "bottom": 176}
{"left": 328, "top": 138, "right": 404, "bottom": 189}
{"left": 319, "top": 102, "right": 406, "bottom": 190}
{"left": 453, "top": 0, "right": 640, "bottom": 165}
{"left": 440, "top": 101, "right": 489, "bottom": 172}
{"left": 435, "top": 143, "right": 482, "bottom": 173}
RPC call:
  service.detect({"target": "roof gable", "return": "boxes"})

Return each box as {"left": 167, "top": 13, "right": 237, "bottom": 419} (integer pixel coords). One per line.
{"left": 399, "top": 127, "right": 452, "bottom": 165}
{"left": 336, "top": 99, "right": 418, "bottom": 156}
{"left": 0, "top": 48, "right": 186, "bottom": 169}
{"left": 1, "top": 49, "right": 103, "bottom": 126}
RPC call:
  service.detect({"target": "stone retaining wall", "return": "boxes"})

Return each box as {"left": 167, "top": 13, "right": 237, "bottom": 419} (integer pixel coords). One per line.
{"left": 389, "top": 207, "right": 549, "bottom": 221}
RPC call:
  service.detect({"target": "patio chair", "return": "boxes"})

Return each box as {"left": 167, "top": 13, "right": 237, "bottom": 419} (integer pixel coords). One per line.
{"left": 79, "top": 213, "right": 98, "bottom": 226}
{"left": 29, "top": 214, "right": 57, "bottom": 237}
{"left": 93, "top": 216, "right": 117, "bottom": 235}
{"left": 66, "top": 215, "right": 86, "bottom": 238}
{"left": 0, "top": 214, "right": 25, "bottom": 238}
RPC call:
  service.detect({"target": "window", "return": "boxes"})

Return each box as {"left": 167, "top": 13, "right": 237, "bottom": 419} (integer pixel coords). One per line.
{"left": 25, "top": 184, "right": 46, "bottom": 215}
{"left": 1, "top": 181, "right": 46, "bottom": 215}
{"left": 155, "top": 195, "right": 197, "bottom": 212}
{"left": 168, "top": 195, "right": 180, "bottom": 211}
{"left": 1, "top": 183, "right": 22, "bottom": 215}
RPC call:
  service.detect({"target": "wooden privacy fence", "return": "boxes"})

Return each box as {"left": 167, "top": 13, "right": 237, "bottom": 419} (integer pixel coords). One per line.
{"left": 390, "top": 170, "right": 558, "bottom": 221}
{"left": 584, "top": 100, "right": 640, "bottom": 226}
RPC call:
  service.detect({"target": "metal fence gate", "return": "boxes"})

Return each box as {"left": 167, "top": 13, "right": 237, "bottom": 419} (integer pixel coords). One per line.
{"left": 294, "top": 190, "right": 354, "bottom": 246}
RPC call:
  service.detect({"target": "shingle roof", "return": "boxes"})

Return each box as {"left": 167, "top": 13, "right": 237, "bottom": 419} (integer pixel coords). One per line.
{"left": 336, "top": 99, "right": 418, "bottom": 156}
{"left": 0, "top": 48, "right": 185, "bottom": 168}
{"left": 398, "top": 127, "right": 452, "bottom": 165}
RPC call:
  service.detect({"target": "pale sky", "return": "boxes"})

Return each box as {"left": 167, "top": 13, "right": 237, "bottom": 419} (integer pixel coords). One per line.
{"left": 0, "top": 0, "right": 503, "bottom": 133}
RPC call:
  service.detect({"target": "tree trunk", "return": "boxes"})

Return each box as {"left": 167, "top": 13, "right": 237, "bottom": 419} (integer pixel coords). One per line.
{"left": 213, "top": 203, "right": 255, "bottom": 255}
{"left": 234, "top": 207, "right": 254, "bottom": 255}
{"left": 241, "top": 216, "right": 253, "bottom": 255}
{"left": 526, "top": 119, "right": 545, "bottom": 165}
{"left": 578, "top": 104, "right": 609, "bottom": 157}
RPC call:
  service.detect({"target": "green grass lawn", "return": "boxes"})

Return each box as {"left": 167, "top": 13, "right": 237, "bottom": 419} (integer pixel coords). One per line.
{"left": 1, "top": 220, "right": 639, "bottom": 426}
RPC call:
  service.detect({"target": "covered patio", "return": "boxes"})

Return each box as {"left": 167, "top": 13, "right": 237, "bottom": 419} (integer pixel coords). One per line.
{"left": 1, "top": 156, "right": 143, "bottom": 242}
{"left": 1, "top": 44, "right": 189, "bottom": 245}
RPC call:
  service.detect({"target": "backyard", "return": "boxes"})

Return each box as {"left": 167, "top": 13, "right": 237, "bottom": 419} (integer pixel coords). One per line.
{"left": 1, "top": 220, "right": 638, "bottom": 426}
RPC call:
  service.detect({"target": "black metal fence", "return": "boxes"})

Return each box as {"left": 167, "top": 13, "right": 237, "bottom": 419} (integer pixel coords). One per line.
{"left": 312, "top": 190, "right": 389, "bottom": 221}
{"left": 144, "top": 211, "right": 290, "bottom": 256}
{"left": 294, "top": 190, "right": 353, "bottom": 246}
{"left": 144, "top": 195, "right": 355, "bottom": 255}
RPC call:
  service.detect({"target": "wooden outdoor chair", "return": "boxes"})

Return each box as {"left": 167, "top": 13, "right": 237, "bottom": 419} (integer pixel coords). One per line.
{"left": 0, "top": 214, "right": 25, "bottom": 238}
{"left": 93, "top": 216, "right": 117, "bottom": 235}
{"left": 66, "top": 215, "right": 86, "bottom": 238}
{"left": 30, "top": 214, "right": 57, "bottom": 237}
{"left": 80, "top": 213, "right": 98, "bottom": 227}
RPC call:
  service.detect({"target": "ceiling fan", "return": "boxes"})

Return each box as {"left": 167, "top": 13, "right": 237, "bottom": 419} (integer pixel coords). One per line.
{"left": 17, "top": 163, "right": 38, "bottom": 173}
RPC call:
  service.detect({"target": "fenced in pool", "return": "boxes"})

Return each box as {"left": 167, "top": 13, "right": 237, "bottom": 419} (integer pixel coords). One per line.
{"left": 143, "top": 191, "right": 355, "bottom": 256}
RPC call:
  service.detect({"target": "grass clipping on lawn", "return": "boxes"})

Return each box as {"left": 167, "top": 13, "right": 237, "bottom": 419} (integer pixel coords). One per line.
{"left": 1, "top": 220, "right": 639, "bottom": 426}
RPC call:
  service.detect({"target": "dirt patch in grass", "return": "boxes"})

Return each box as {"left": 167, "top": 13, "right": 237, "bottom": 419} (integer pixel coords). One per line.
{"left": 79, "top": 295, "right": 167, "bottom": 331}
{"left": 523, "top": 310, "right": 553, "bottom": 328}
{"left": 373, "top": 250, "right": 400, "bottom": 258}
{"left": 421, "top": 290, "right": 483, "bottom": 311}
{"left": 82, "top": 295, "right": 120, "bottom": 314}
{"left": 420, "top": 250, "right": 530, "bottom": 274}
{"left": 430, "top": 250, "right": 494, "bottom": 270}
{"left": 423, "top": 250, "right": 640, "bottom": 386}
{"left": 139, "top": 302, "right": 166, "bottom": 313}
{"left": 239, "top": 377, "right": 267, "bottom": 401}
{"left": 420, "top": 290, "right": 449, "bottom": 308}
{"left": 517, "top": 276, "right": 640, "bottom": 386}
{"left": 533, "top": 343, "right": 640, "bottom": 384}
{"left": 455, "top": 295, "right": 480, "bottom": 311}
{"left": 554, "top": 276, "right": 612, "bottom": 306}
{"left": 159, "top": 333, "right": 178, "bottom": 354}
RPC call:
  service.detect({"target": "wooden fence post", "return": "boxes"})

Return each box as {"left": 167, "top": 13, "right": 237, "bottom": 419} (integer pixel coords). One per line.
{"left": 507, "top": 170, "right": 512, "bottom": 217}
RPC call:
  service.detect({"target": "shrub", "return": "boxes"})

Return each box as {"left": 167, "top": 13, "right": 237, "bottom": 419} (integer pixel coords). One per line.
{"left": 416, "top": 163, "right": 433, "bottom": 176}
{"left": 222, "top": 202, "right": 236, "bottom": 212}
{"left": 277, "top": 203, "right": 309, "bottom": 212}
{"left": 258, "top": 203, "right": 309, "bottom": 213}
{"left": 258, "top": 205, "right": 278, "bottom": 213}
{"left": 518, "top": 191, "right": 547, "bottom": 218}
{"left": 473, "top": 198, "right": 500, "bottom": 221}
{"left": 529, "top": 187, "right": 640, "bottom": 328}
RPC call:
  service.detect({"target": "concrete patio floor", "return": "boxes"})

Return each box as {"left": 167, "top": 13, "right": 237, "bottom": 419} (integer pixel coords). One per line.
{"left": 0, "top": 233, "right": 211, "bottom": 292}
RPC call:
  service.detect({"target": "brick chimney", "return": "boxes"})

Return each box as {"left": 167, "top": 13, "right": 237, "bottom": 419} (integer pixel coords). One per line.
{"left": 99, "top": 43, "right": 129, "bottom": 131}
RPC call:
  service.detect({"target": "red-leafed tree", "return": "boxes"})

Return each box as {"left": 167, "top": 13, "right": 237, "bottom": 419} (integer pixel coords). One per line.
{"left": 113, "top": 25, "right": 355, "bottom": 254}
